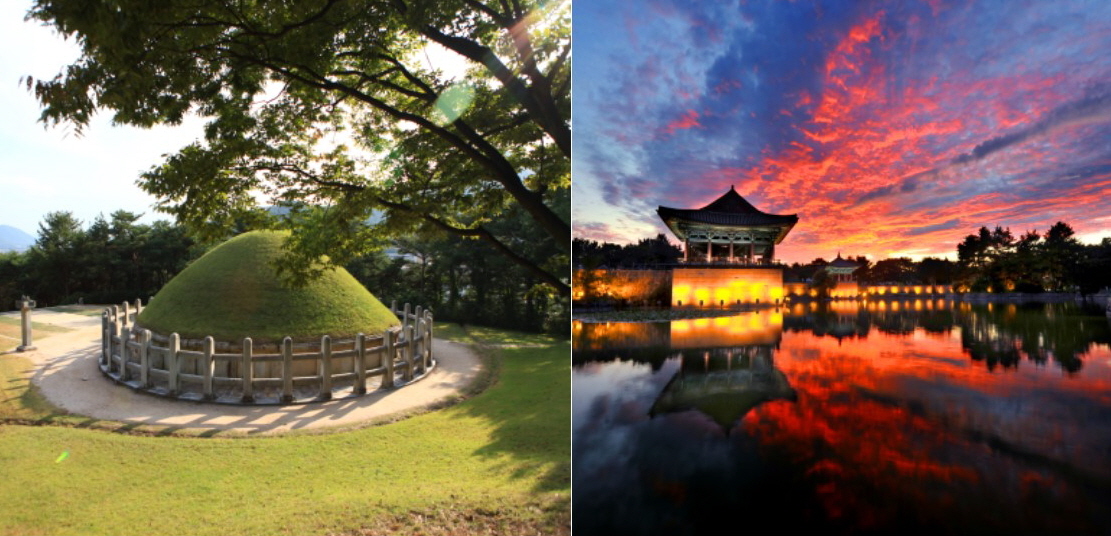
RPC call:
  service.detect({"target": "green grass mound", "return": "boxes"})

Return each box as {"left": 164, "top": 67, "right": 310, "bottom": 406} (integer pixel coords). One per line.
{"left": 137, "top": 230, "right": 399, "bottom": 342}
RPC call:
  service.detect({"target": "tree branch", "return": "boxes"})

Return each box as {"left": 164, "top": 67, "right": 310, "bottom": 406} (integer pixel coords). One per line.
{"left": 371, "top": 195, "right": 570, "bottom": 296}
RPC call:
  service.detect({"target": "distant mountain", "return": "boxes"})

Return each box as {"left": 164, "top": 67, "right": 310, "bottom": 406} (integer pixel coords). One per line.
{"left": 0, "top": 225, "right": 34, "bottom": 252}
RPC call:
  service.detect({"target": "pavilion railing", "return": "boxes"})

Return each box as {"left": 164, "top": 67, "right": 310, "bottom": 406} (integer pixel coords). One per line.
{"left": 675, "top": 258, "right": 786, "bottom": 267}
{"left": 100, "top": 299, "right": 434, "bottom": 404}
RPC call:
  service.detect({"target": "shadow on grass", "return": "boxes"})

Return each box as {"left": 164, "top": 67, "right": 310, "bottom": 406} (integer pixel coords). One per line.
{"left": 442, "top": 324, "right": 571, "bottom": 494}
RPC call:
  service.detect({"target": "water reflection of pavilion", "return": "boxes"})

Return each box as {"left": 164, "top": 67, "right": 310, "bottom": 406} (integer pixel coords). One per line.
{"left": 573, "top": 301, "right": 1111, "bottom": 375}
{"left": 571, "top": 309, "right": 785, "bottom": 365}
{"left": 651, "top": 311, "right": 796, "bottom": 430}
{"left": 650, "top": 344, "right": 795, "bottom": 430}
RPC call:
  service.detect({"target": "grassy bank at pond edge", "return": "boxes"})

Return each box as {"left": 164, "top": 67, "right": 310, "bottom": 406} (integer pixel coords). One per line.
{"left": 0, "top": 323, "right": 570, "bottom": 536}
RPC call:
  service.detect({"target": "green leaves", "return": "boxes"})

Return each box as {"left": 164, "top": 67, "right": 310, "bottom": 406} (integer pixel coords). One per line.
{"left": 30, "top": 0, "right": 570, "bottom": 297}
{"left": 433, "top": 81, "right": 477, "bottom": 125}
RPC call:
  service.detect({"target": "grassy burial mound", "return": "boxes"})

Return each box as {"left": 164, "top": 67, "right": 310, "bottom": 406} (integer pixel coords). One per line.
{"left": 137, "top": 230, "right": 399, "bottom": 342}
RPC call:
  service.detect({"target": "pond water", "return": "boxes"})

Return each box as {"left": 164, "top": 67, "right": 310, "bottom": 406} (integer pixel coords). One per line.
{"left": 572, "top": 300, "right": 1111, "bottom": 535}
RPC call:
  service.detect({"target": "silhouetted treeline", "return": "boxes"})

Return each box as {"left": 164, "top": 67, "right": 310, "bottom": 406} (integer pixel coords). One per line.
{"left": 573, "top": 235, "right": 682, "bottom": 268}
{"left": 784, "top": 256, "right": 959, "bottom": 285}
{"left": 585, "top": 220, "right": 1111, "bottom": 295}
{"left": 0, "top": 211, "right": 200, "bottom": 309}
{"left": 956, "top": 221, "right": 1111, "bottom": 293}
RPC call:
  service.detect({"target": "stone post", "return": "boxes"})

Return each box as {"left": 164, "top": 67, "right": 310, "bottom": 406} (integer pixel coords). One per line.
{"left": 202, "top": 336, "right": 215, "bottom": 401}
{"left": 425, "top": 310, "right": 434, "bottom": 369}
{"left": 121, "top": 301, "right": 130, "bottom": 327}
{"left": 167, "top": 333, "right": 180, "bottom": 396}
{"left": 15, "top": 296, "right": 36, "bottom": 352}
{"left": 413, "top": 306, "right": 423, "bottom": 374}
{"left": 241, "top": 337, "right": 255, "bottom": 403}
{"left": 139, "top": 329, "right": 152, "bottom": 388}
{"left": 319, "top": 335, "right": 333, "bottom": 400}
{"left": 382, "top": 328, "right": 396, "bottom": 389}
{"left": 135, "top": 298, "right": 143, "bottom": 315}
{"left": 354, "top": 333, "right": 367, "bottom": 395}
{"left": 416, "top": 315, "right": 426, "bottom": 375}
{"left": 119, "top": 326, "right": 132, "bottom": 380}
{"left": 101, "top": 310, "right": 110, "bottom": 365}
{"left": 404, "top": 320, "right": 415, "bottom": 382}
{"left": 281, "top": 337, "right": 294, "bottom": 404}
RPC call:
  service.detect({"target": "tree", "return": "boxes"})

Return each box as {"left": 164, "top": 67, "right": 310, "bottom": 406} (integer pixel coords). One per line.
{"left": 1075, "top": 238, "right": 1111, "bottom": 295}
{"left": 915, "top": 257, "right": 956, "bottom": 285}
{"left": 868, "top": 257, "right": 916, "bottom": 284}
{"left": 810, "top": 268, "right": 836, "bottom": 299}
{"left": 956, "top": 226, "right": 1017, "bottom": 291}
{"left": 1042, "top": 221, "right": 1081, "bottom": 291}
{"left": 27, "top": 0, "right": 571, "bottom": 296}
{"left": 26, "top": 211, "right": 84, "bottom": 300}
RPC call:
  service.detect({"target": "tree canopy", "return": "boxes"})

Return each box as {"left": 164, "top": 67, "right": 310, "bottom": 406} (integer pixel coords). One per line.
{"left": 0, "top": 211, "right": 200, "bottom": 308}
{"left": 956, "top": 222, "right": 1084, "bottom": 292}
{"left": 27, "top": 0, "right": 570, "bottom": 295}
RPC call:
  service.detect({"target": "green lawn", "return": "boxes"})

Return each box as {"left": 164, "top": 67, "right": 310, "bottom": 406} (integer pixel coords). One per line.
{"left": 0, "top": 316, "right": 72, "bottom": 355}
{"left": 0, "top": 323, "right": 570, "bottom": 535}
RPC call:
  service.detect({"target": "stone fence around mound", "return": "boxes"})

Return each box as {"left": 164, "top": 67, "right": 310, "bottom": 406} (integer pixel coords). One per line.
{"left": 99, "top": 300, "right": 435, "bottom": 404}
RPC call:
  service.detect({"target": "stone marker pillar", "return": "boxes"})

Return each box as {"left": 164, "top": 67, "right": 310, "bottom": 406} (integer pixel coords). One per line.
{"left": 241, "top": 337, "right": 254, "bottom": 403}
{"left": 15, "top": 296, "right": 36, "bottom": 352}
{"left": 281, "top": 337, "right": 294, "bottom": 404}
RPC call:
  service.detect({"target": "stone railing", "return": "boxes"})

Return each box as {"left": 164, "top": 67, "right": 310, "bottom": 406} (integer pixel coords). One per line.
{"left": 100, "top": 300, "right": 434, "bottom": 404}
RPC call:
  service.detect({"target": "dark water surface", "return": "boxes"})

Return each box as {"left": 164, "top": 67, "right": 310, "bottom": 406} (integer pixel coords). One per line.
{"left": 572, "top": 300, "right": 1111, "bottom": 535}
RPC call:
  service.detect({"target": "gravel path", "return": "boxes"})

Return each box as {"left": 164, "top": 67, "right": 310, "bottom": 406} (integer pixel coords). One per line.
{"left": 5, "top": 308, "right": 483, "bottom": 434}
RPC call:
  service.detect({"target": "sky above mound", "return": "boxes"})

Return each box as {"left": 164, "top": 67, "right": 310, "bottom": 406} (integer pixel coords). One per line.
{"left": 572, "top": 0, "right": 1111, "bottom": 263}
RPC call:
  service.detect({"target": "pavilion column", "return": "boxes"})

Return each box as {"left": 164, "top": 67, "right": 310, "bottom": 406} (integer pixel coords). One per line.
{"left": 706, "top": 240, "right": 712, "bottom": 263}
{"left": 728, "top": 237, "right": 734, "bottom": 264}
{"left": 749, "top": 242, "right": 755, "bottom": 264}
{"left": 684, "top": 238, "right": 689, "bottom": 262}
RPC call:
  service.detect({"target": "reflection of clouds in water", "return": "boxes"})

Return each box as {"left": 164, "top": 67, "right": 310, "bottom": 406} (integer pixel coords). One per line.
{"left": 573, "top": 358, "right": 679, "bottom": 434}
{"left": 572, "top": 305, "right": 1111, "bottom": 534}
{"left": 573, "top": 358, "right": 808, "bottom": 535}
{"left": 572, "top": 359, "right": 679, "bottom": 490}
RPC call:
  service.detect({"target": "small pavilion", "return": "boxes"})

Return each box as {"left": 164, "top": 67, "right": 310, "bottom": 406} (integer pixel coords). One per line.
{"left": 824, "top": 253, "right": 860, "bottom": 283}
{"left": 820, "top": 253, "right": 862, "bottom": 299}
{"left": 657, "top": 186, "right": 798, "bottom": 265}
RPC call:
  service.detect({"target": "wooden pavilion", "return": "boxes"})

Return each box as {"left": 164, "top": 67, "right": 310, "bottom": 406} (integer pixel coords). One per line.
{"left": 657, "top": 186, "right": 798, "bottom": 265}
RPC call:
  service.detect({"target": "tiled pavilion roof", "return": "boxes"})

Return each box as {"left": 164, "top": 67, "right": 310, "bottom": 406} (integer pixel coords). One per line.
{"left": 657, "top": 186, "right": 798, "bottom": 242}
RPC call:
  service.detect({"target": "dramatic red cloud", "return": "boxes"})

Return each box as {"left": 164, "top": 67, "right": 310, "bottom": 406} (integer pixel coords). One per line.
{"left": 663, "top": 109, "right": 703, "bottom": 135}
{"left": 573, "top": 1, "right": 1111, "bottom": 261}
{"left": 689, "top": 12, "right": 1101, "bottom": 263}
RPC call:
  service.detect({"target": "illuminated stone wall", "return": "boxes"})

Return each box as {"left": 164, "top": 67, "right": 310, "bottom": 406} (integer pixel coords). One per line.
{"left": 572, "top": 269, "right": 672, "bottom": 305}
{"left": 671, "top": 267, "right": 785, "bottom": 307}
{"left": 831, "top": 281, "right": 860, "bottom": 298}
{"left": 786, "top": 282, "right": 955, "bottom": 298}
{"left": 784, "top": 282, "right": 809, "bottom": 297}
{"left": 865, "top": 284, "right": 953, "bottom": 296}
